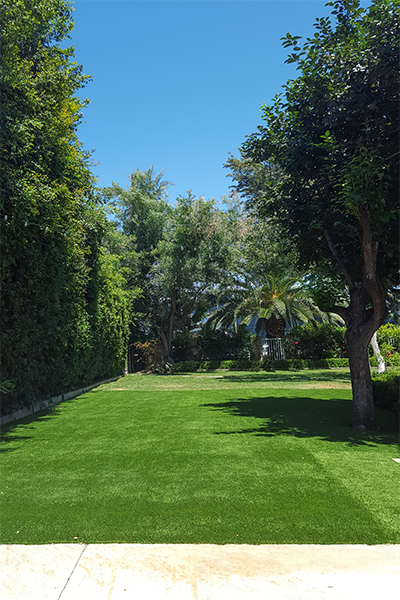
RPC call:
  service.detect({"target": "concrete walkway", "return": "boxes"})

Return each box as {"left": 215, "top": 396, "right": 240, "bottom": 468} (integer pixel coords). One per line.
{"left": 1, "top": 543, "right": 399, "bottom": 599}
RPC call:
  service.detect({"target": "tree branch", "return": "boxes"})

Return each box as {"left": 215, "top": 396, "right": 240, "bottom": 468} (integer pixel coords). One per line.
{"left": 329, "top": 305, "right": 349, "bottom": 324}
{"left": 167, "top": 282, "right": 178, "bottom": 351}
{"left": 323, "top": 229, "right": 355, "bottom": 291}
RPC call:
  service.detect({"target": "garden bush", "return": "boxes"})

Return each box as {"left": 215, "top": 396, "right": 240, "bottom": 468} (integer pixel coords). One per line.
{"left": 200, "top": 360, "right": 223, "bottom": 370}
{"left": 129, "top": 340, "right": 162, "bottom": 372}
{"left": 369, "top": 324, "right": 400, "bottom": 367}
{"left": 0, "top": 7, "right": 129, "bottom": 416}
{"left": 197, "top": 325, "right": 252, "bottom": 361}
{"left": 371, "top": 370, "right": 400, "bottom": 425}
{"left": 376, "top": 323, "right": 400, "bottom": 353}
{"left": 227, "top": 359, "right": 261, "bottom": 371}
{"left": 370, "top": 351, "right": 400, "bottom": 368}
{"left": 170, "top": 357, "right": 350, "bottom": 374}
{"left": 326, "top": 358, "right": 349, "bottom": 368}
{"left": 285, "top": 323, "right": 346, "bottom": 360}
{"left": 172, "top": 332, "right": 199, "bottom": 362}
{"left": 171, "top": 360, "right": 200, "bottom": 373}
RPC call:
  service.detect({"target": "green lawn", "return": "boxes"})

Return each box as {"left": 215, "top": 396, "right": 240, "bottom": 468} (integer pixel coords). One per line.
{"left": 1, "top": 369, "right": 399, "bottom": 545}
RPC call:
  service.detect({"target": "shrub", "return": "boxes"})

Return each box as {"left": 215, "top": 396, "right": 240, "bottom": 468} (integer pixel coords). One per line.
{"left": 261, "top": 358, "right": 276, "bottom": 371}
{"left": 171, "top": 361, "right": 200, "bottom": 373}
{"left": 273, "top": 360, "right": 290, "bottom": 370}
{"left": 172, "top": 331, "right": 199, "bottom": 362}
{"left": 171, "top": 357, "right": 350, "bottom": 374}
{"left": 197, "top": 325, "right": 252, "bottom": 361}
{"left": 370, "top": 351, "right": 400, "bottom": 368}
{"left": 261, "top": 357, "right": 348, "bottom": 370}
{"left": 326, "top": 358, "right": 349, "bottom": 368}
{"left": 199, "top": 360, "right": 223, "bottom": 370}
{"left": 129, "top": 340, "right": 162, "bottom": 372}
{"left": 376, "top": 323, "right": 400, "bottom": 353}
{"left": 285, "top": 323, "right": 346, "bottom": 360}
{"left": 229, "top": 360, "right": 261, "bottom": 371}
{"left": 372, "top": 370, "right": 400, "bottom": 426}
{"left": 369, "top": 324, "right": 400, "bottom": 367}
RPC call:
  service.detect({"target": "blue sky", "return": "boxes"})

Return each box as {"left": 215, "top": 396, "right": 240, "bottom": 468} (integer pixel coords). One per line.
{"left": 69, "top": 1, "right": 347, "bottom": 202}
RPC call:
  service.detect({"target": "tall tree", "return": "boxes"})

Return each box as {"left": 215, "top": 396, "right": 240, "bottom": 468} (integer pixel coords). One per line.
{"left": 152, "top": 192, "right": 241, "bottom": 363}
{"left": 108, "top": 169, "right": 241, "bottom": 365}
{"left": 105, "top": 167, "right": 173, "bottom": 348}
{"left": 226, "top": 0, "right": 399, "bottom": 428}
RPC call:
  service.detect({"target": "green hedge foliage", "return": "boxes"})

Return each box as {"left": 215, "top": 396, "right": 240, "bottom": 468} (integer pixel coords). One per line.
{"left": 0, "top": 3, "right": 129, "bottom": 415}
{"left": 171, "top": 358, "right": 350, "bottom": 373}
{"left": 284, "top": 323, "right": 346, "bottom": 359}
{"left": 195, "top": 325, "right": 252, "bottom": 361}
{"left": 372, "top": 370, "right": 400, "bottom": 426}
{"left": 370, "top": 352, "right": 400, "bottom": 367}
{"left": 376, "top": 323, "right": 400, "bottom": 353}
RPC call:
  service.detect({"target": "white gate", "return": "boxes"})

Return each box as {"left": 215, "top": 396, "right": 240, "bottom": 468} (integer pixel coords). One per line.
{"left": 262, "top": 338, "right": 286, "bottom": 360}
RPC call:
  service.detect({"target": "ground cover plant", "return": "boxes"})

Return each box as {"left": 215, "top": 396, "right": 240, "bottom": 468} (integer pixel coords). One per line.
{"left": 1, "top": 369, "right": 399, "bottom": 545}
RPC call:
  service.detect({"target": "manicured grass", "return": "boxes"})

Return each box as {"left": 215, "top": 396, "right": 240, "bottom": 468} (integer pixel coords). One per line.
{"left": 1, "top": 370, "right": 399, "bottom": 545}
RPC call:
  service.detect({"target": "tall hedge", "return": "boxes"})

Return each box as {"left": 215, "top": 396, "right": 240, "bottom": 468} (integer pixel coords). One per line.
{"left": 0, "top": 1, "right": 129, "bottom": 414}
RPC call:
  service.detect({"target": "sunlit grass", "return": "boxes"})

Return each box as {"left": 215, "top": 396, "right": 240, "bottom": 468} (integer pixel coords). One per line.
{"left": 1, "top": 369, "right": 399, "bottom": 545}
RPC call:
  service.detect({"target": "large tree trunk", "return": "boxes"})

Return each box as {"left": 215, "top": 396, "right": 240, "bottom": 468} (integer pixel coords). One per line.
{"left": 344, "top": 287, "right": 380, "bottom": 429}
{"left": 154, "top": 283, "right": 178, "bottom": 368}
{"left": 155, "top": 327, "right": 173, "bottom": 367}
{"left": 324, "top": 205, "right": 387, "bottom": 429}
{"left": 346, "top": 324, "right": 375, "bottom": 429}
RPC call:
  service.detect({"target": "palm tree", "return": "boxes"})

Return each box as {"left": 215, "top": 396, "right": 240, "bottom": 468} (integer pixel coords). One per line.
{"left": 208, "top": 270, "right": 330, "bottom": 338}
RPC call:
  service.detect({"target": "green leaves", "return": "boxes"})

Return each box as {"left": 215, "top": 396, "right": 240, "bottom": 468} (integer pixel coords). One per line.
{"left": 0, "top": 1, "right": 129, "bottom": 413}
{"left": 107, "top": 168, "right": 244, "bottom": 363}
{"left": 227, "top": 0, "right": 399, "bottom": 293}
{"left": 225, "top": 0, "right": 399, "bottom": 427}
{"left": 281, "top": 32, "right": 305, "bottom": 64}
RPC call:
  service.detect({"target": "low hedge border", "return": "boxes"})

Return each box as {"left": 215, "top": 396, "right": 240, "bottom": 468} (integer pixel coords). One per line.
{"left": 171, "top": 358, "right": 350, "bottom": 373}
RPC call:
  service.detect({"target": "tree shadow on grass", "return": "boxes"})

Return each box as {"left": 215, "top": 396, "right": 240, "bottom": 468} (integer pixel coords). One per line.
{"left": 202, "top": 396, "right": 397, "bottom": 446}
{"left": 0, "top": 408, "right": 64, "bottom": 453}
{"left": 220, "top": 371, "right": 351, "bottom": 384}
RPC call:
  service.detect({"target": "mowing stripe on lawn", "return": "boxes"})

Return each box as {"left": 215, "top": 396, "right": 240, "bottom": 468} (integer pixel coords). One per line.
{"left": 1, "top": 379, "right": 399, "bottom": 545}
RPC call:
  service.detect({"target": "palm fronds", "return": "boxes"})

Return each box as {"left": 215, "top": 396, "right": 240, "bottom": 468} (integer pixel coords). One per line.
{"left": 207, "top": 269, "right": 338, "bottom": 337}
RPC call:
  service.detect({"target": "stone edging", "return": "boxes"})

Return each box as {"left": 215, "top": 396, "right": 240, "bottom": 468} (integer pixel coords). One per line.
{"left": 0, "top": 375, "right": 123, "bottom": 426}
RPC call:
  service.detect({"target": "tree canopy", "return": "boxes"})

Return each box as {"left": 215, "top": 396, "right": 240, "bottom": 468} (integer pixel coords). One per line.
{"left": 226, "top": 0, "right": 399, "bottom": 428}
{"left": 107, "top": 168, "right": 242, "bottom": 367}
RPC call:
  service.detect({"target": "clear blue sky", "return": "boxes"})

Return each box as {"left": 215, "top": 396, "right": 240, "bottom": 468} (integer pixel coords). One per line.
{"left": 69, "top": 1, "right": 359, "bottom": 202}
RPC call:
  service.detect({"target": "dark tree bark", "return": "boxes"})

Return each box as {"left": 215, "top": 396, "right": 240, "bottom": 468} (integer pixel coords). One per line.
{"left": 324, "top": 205, "right": 387, "bottom": 429}
{"left": 347, "top": 329, "right": 375, "bottom": 429}
{"left": 154, "top": 282, "right": 178, "bottom": 368}
{"left": 155, "top": 327, "right": 173, "bottom": 367}
{"left": 345, "top": 289, "right": 379, "bottom": 430}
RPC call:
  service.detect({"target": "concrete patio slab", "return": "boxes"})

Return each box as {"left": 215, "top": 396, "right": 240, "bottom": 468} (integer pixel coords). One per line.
{"left": 0, "top": 543, "right": 84, "bottom": 600}
{"left": 1, "top": 543, "right": 399, "bottom": 600}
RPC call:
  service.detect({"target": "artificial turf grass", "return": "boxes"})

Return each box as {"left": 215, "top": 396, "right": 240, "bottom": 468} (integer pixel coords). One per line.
{"left": 1, "top": 376, "right": 399, "bottom": 545}
{"left": 103, "top": 369, "right": 353, "bottom": 392}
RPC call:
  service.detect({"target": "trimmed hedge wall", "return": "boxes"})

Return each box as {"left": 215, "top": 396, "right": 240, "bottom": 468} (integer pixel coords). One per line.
{"left": 171, "top": 358, "right": 350, "bottom": 373}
